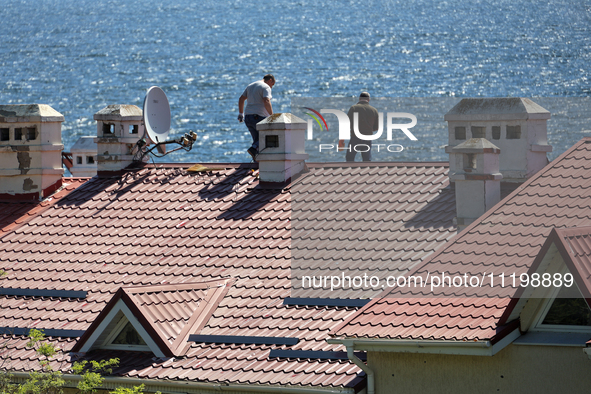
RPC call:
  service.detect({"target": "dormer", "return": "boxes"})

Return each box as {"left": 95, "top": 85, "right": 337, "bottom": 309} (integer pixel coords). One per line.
{"left": 500, "top": 227, "right": 591, "bottom": 351}
{"left": 72, "top": 279, "right": 232, "bottom": 357}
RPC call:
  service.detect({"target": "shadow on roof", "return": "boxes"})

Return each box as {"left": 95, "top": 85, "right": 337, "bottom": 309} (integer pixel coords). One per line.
{"left": 402, "top": 185, "right": 456, "bottom": 230}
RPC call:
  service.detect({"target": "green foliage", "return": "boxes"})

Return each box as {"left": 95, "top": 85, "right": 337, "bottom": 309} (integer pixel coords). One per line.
{"left": 109, "top": 384, "right": 146, "bottom": 394}
{"left": 73, "top": 358, "right": 119, "bottom": 394}
{"left": 0, "top": 329, "right": 64, "bottom": 394}
{"left": 0, "top": 331, "right": 143, "bottom": 394}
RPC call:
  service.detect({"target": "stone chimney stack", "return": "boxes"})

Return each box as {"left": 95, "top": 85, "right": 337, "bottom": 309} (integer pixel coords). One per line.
{"left": 69, "top": 136, "right": 97, "bottom": 178}
{"left": 0, "top": 104, "right": 64, "bottom": 200}
{"left": 93, "top": 105, "right": 144, "bottom": 177}
{"left": 450, "top": 138, "right": 502, "bottom": 232}
{"left": 256, "top": 113, "right": 309, "bottom": 183}
{"left": 445, "top": 98, "right": 552, "bottom": 183}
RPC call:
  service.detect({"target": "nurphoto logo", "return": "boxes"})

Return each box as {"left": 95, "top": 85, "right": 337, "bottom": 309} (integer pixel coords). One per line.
{"left": 297, "top": 99, "right": 419, "bottom": 155}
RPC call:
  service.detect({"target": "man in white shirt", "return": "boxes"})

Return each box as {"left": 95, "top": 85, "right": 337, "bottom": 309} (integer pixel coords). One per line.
{"left": 238, "top": 74, "right": 275, "bottom": 161}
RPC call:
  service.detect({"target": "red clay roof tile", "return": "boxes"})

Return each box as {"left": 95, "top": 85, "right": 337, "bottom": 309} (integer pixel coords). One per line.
{"left": 0, "top": 162, "right": 457, "bottom": 388}
{"left": 333, "top": 137, "right": 591, "bottom": 342}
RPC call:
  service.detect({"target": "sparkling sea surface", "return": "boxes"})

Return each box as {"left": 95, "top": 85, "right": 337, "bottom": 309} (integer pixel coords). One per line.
{"left": 1, "top": 0, "right": 590, "bottom": 164}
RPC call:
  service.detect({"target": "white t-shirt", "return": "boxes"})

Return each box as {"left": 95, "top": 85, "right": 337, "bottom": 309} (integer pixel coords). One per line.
{"left": 242, "top": 80, "right": 272, "bottom": 117}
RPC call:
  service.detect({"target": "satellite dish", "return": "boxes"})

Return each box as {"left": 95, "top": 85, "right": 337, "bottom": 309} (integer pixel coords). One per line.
{"left": 134, "top": 86, "right": 197, "bottom": 163}
{"left": 143, "top": 86, "right": 171, "bottom": 144}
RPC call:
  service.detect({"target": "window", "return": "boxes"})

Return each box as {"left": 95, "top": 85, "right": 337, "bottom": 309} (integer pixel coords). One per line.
{"left": 86, "top": 156, "right": 95, "bottom": 164}
{"left": 533, "top": 279, "right": 591, "bottom": 332}
{"left": 101, "top": 316, "right": 150, "bottom": 351}
{"left": 76, "top": 156, "right": 83, "bottom": 165}
{"left": 266, "top": 135, "right": 279, "bottom": 148}
{"left": 0, "top": 128, "right": 9, "bottom": 141}
{"left": 471, "top": 126, "right": 485, "bottom": 138}
{"left": 27, "top": 127, "right": 36, "bottom": 140}
{"left": 103, "top": 123, "right": 114, "bottom": 136}
{"left": 542, "top": 297, "right": 591, "bottom": 326}
{"left": 129, "top": 125, "right": 139, "bottom": 134}
{"left": 464, "top": 153, "right": 477, "bottom": 170}
{"left": 455, "top": 126, "right": 466, "bottom": 140}
{"left": 507, "top": 125, "right": 521, "bottom": 139}
{"left": 111, "top": 322, "right": 147, "bottom": 346}
{"left": 492, "top": 126, "right": 501, "bottom": 140}
{"left": 15, "top": 128, "right": 23, "bottom": 141}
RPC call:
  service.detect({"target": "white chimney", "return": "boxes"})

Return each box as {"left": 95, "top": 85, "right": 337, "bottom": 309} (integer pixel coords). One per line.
{"left": 93, "top": 105, "right": 144, "bottom": 177}
{"left": 445, "top": 98, "right": 552, "bottom": 183}
{"left": 69, "top": 136, "right": 97, "bottom": 177}
{"left": 450, "top": 138, "right": 502, "bottom": 232}
{"left": 256, "top": 113, "right": 309, "bottom": 183}
{"left": 0, "top": 104, "right": 65, "bottom": 200}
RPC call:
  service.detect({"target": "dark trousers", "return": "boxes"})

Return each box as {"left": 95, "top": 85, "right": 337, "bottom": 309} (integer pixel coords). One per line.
{"left": 245, "top": 114, "right": 266, "bottom": 152}
{"left": 345, "top": 135, "right": 372, "bottom": 162}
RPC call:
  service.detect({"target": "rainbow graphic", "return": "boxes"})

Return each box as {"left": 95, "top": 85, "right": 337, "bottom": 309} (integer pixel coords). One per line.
{"left": 303, "top": 107, "right": 328, "bottom": 131}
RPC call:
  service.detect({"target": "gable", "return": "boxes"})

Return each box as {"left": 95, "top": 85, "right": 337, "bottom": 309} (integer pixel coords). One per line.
{"left": 72, "top": 279, "right": 232, "bottom": 357}
{"left": 503, "top": 227, "right": 591, "bottom": 334}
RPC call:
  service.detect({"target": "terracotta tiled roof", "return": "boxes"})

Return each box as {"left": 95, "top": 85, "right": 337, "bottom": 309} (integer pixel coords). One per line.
{"left": 0, "top": 162, "right": 457, "bottom": 389}
{"left": 332, "top": 137, "right": 591, "bottom": 342}
{"left": 0, "top": 178, "right": 88, "bottom": 234}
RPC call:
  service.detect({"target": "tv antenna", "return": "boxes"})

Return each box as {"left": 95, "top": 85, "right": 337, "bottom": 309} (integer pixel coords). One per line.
{"left": 133, "top": 86, "right": 197, "bottom": 162}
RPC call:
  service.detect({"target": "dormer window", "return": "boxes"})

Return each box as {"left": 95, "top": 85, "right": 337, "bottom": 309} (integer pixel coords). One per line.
{"left": 72, "top": 279, "right": 232, "bottom": 358}
{"left": 533, "top": 279, "right": 591, "bottom": 332}
{"left": 102, "top": 316, "right": 149, "bottom": 351}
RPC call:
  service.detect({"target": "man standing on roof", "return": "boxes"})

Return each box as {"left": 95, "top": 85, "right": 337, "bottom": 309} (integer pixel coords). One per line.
{"left": 339, "top": 92, "right": 379, "bottom": 162}
{"left": 238, "top": 74, "right": 275, "bottom": 161}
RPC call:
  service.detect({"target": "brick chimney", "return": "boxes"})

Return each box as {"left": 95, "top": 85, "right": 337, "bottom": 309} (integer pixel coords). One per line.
{"left": 445, "top": 98, "right": 552, "bottom": 183}
{"left": 93, "top": 105, "right": 144, "bottom": 177}
{"left": 256, "top": 113, "right": 309, "bottom": 183}
{"left": 450, "top": 138, "right": 502, "bottom": 232}
{"left": 0, "top": 104, "right": 64, "bottom": 200}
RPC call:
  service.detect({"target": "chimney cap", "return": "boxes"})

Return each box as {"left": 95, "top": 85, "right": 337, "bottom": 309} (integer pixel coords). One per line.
{"left": 444, "top": 98, "right": 550, "bottom": 121}
{"left": 0, "top": 104, "right": 64, "bottom": 122}
{"left": 256, "top": 113, "right": 307, "bottom": 131}
{"left": 452, "top": 138, "right": 501, "bottom": 154}
{"left": 71, "top": 136, "right": 97, "bottom": 153}
{"left": 94, "top": 104, "right": 143, "bottom": 121}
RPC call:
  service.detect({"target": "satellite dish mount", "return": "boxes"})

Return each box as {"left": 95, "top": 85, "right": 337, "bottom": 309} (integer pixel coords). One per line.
{"left": 133, "top": 86, "right": 197, "bottom": 162}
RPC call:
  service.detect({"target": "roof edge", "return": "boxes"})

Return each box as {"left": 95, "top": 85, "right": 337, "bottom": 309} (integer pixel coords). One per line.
{"left": 328, "top": 327, "right": 520, "bottom": 356}
{"left": 10, "top": 372, "right": 356, "bottom": 394}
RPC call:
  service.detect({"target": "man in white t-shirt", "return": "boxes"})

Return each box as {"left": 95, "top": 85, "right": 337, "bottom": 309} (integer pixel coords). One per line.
{"left": 238, "top": 74, "right": 275, "bottom": 161}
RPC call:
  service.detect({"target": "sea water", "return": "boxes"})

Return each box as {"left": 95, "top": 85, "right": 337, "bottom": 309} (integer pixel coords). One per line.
{"left": 1, "top": 0, "right": 590, "bottom": 163}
